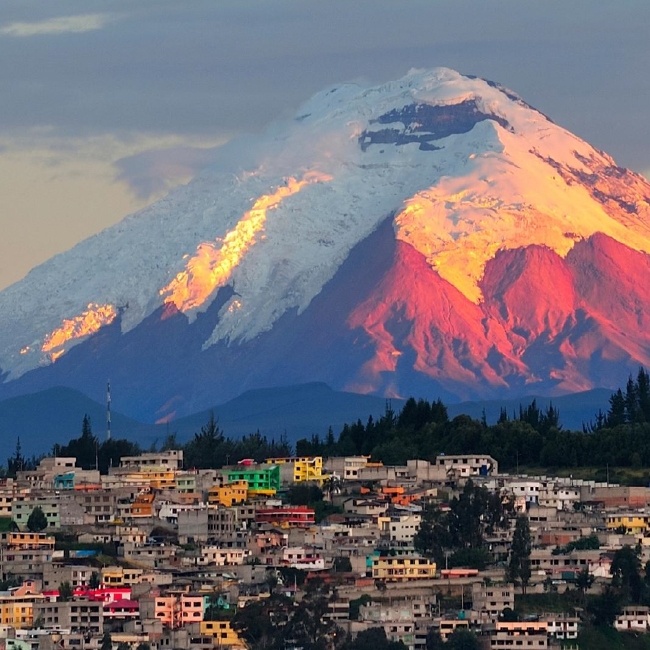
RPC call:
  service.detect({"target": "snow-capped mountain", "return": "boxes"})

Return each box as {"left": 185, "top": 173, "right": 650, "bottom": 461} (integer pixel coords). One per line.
{"left": 1, "top": 68, "right": 649, "bottom": 421}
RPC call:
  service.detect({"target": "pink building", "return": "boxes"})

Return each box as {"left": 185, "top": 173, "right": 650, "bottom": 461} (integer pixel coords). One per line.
{"left": 154, "top": 593, "right": 206, "bottom": 628}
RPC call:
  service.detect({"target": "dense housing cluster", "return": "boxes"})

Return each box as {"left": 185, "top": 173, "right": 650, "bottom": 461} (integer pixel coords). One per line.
{"left": 1, "top": 443, "right": 650, "bottom": 650}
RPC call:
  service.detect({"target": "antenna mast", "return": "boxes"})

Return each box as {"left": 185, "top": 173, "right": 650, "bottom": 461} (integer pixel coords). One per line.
{"left": 107, "top": 380, "right": 112, "bottom": 441}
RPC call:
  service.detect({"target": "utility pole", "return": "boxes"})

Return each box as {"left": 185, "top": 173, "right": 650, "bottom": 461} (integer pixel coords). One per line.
{"left": 106, "top": 380, "right": 111, "bottom": 441}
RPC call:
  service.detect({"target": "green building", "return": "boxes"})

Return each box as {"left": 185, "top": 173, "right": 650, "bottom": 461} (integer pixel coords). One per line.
{"left": 226, "top": 465, "right": 280, "bottom": 494}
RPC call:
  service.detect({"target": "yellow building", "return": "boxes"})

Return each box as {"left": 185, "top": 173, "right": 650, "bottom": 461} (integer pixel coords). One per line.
{"left": 264, "top": 456, "right": 325, "bottom": 485}
{"left": 371, "top": 555, "right": 437, "bottom": 582}
{"left": 101, "top": 566, "right": 144, "bottom": 587}
{"left": 606, "top": 513, "right": 650, "bottom": 534}
{"left": 200, "top": 620, "right": 247, "bottom": 648}
{"left": 0, "top": 595, "right": 44, "bottom": 628}
{"left": 208, "top": 481, "right": 248, "bottom": 508}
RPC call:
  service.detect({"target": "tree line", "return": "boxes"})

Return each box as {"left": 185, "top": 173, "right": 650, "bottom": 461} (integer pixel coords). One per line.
{"left": 4, "top": 412, "right": 291, "bottom": 477}
{"left": 5, "top": 369, "right": 650, "bottom": 476}
{"left": 297, "top": 368, "right": 650, "bottom": 473}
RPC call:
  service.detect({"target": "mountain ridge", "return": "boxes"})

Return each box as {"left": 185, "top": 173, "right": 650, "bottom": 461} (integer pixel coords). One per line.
{"left": 0, "top": 382, "right": 614, "bottom": 457}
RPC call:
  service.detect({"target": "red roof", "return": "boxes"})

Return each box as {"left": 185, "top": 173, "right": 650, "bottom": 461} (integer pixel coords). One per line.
{"left": 105, "top": 599, "right": 140, "bottom": 611}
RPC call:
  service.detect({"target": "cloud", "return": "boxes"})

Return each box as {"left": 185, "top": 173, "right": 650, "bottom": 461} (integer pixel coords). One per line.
{"left": 0, "top": 13, "right": 114, "bottom": 37}
{"left": 0, "top": 131, "right": 225, "bottom": 291}
{"left": 114, "top": 144, "right": 227, "bottom": 201}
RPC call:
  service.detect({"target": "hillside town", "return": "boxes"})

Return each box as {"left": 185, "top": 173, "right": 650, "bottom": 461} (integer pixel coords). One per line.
{"left": 0, "top": 447, "right": 650, "bottom": 650}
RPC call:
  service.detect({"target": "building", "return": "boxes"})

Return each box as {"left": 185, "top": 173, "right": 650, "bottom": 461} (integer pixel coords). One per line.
{"left": 152, "top": 593, "right": 207, "bottom": 627}
{"left": 264, "top": 456, "right": 325, "bottom": 485}
{"left": 227, "top": 466, "right": 280, "bottom": 496}
{"left": 606, "top": 512, "right": 650, "bottom": 534}
{"left": 33, "top": 599, "right": 104, "bottom": 635}
{"left": 119, "top": 450, "right": 184, "bottom": 472}
{"left": 255, "top": 506, "right": 316, "bottom": 528}
{"left": 544, "top": 614, "right": 579, "bottom": 641}
{"left": 43, "top": 564, "right": 96, "bottom": 590}
{"left": 382, "top": 513, "right": 422, "bottom": 544}
{"left": 371, "top": 555, "right": 436, "bottom": 582}
{"left": 326, "top": 457, "right": 370, "bottom": 481}
{"left": 281, "top": 547, "right": 325, "bottom": 571}
{"left": 615, "top": 606, "right": 650, "bottom": 633}
{"left": 439, "top": 619, "right": 470, "bottom": 641}
{"left": 434, "top": 454, "right": 498, "bottom": 481}
{"left": 208, "top": 481, "right": 248, "bottom": 508}
{"left": 101, "top": 566, "right": 144, "bottom": 587}
{"left": 104, "top": 599, "right": 139, "bottom": 622}
{"left": 0, "top": 593, "right": 45, "bottom": 628}
{"left": 11, "top": 496, "right": 61, "bottom": 531}
{"left": 200, "top": 620, "right": 247, "bottom": 648}
{"left": 490, "top": 621, "right": 548, "bottom": 649}
{"left": 471, "top": 582, "right": 514, "bottom": 624}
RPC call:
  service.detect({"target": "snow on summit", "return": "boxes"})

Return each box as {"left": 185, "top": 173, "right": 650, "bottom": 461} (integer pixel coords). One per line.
{"left": 1, "top": 67, "right": 649, "bottom": 381}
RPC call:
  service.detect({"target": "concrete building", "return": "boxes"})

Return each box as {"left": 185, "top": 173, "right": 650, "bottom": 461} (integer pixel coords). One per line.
{"left": 615, "top": 606, "right": 650, "bottom": 633}
{"left": 434, "top": 454, "right": 498, "bottom": 481}
{"left": 382, "top": 513, "right": 422, "bottom": 544}
{"left": 43, "top": 564, "right": 96, "bottom": 590}
{"left": 33, "top": 599, "right": 104, "bottom": 635}
{"left": 119, "top": 450, "right": 183, "bottom": 472}
{"left": 490, "top": 621, "right": 548, "bottom": 649}
{"left": 471, "top": 582, "right": 514, "bottom": 624}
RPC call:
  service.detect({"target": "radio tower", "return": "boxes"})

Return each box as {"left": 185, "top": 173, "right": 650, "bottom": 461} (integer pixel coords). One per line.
{"left": 106, "top": 380, "right": 112, "bottom": 441}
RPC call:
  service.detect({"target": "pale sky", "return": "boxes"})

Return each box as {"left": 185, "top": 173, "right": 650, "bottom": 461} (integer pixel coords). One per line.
{"left": 0, "top": 0, "right": 648, "bottom": 291}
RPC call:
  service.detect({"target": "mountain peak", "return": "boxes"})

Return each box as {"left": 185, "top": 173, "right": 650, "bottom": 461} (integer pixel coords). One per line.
{"left": 0, "top": 69, "right": 649, "bottom": 420}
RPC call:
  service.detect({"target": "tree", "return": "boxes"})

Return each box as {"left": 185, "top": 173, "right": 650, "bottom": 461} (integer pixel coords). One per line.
{"left": 100, "top": 631, "right": 112, "bottom": 650}
{"left": 575, "top": 567, "right": 595, "bottom": 605}
{"left": 232, "top": 596, "right": 283, "bottom": 648}
{"left": 588, "top": 586, "right": 620, "bottom": 627}
{"left": 27, "top": 506, "right": 48, "bottom": 532}
{"left": 184, "top": 412, "right": 226, "bottom": 468}
{"left": 89, "top": 571, "right": 101, "bottom": 589}
{"left": 611, "top": 545, "right": 642, "bottom": 602}
{"left": 287, "top": 483, "right": 323, "bottom": 506}
{"left": 6, "top": 438, "right": 25, "bottom": 478}
{"left": 499, "top": 607, "right": 519, "bottom": 622}
{"left": 346, "top": 628, "right": 407, "bottom": 650}
{"left": 53, "top": 415, "right": 99, "bottom": 470}
{"left": 446, "top": 629, "right": 479, "bottom": 650}
{"left": 161, "top": 432, "right": 179, "bottom": 451}
{"left": 333, "top": 556, "right": 352, "bottom": 573}
{"left": 135, "top": 644, "right": 151, "bottom": 650}
{"left": 414, "top": 502, "right": 452, "bottom": 567}
{"left": 349, "top": 594, "right": 372, "bottom": 621}
{"left": 425, "top": 628, "right": 445, "bottom": 650}
{"left": 117, "top": 644, "right": 130, "bottom": 650}
{"left": 508, "top": 516, "right": 532, "bottom": 594}
{"left": 58, "top": 581, "right": 73, "bottom": 602}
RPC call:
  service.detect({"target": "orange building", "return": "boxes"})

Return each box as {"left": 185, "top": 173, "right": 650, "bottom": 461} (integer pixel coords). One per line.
{"left": 208, "top": 481, "right": 248, "bottom": 507}
{"left": 131, "top": 492, "right": 155, "bottom": 518}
